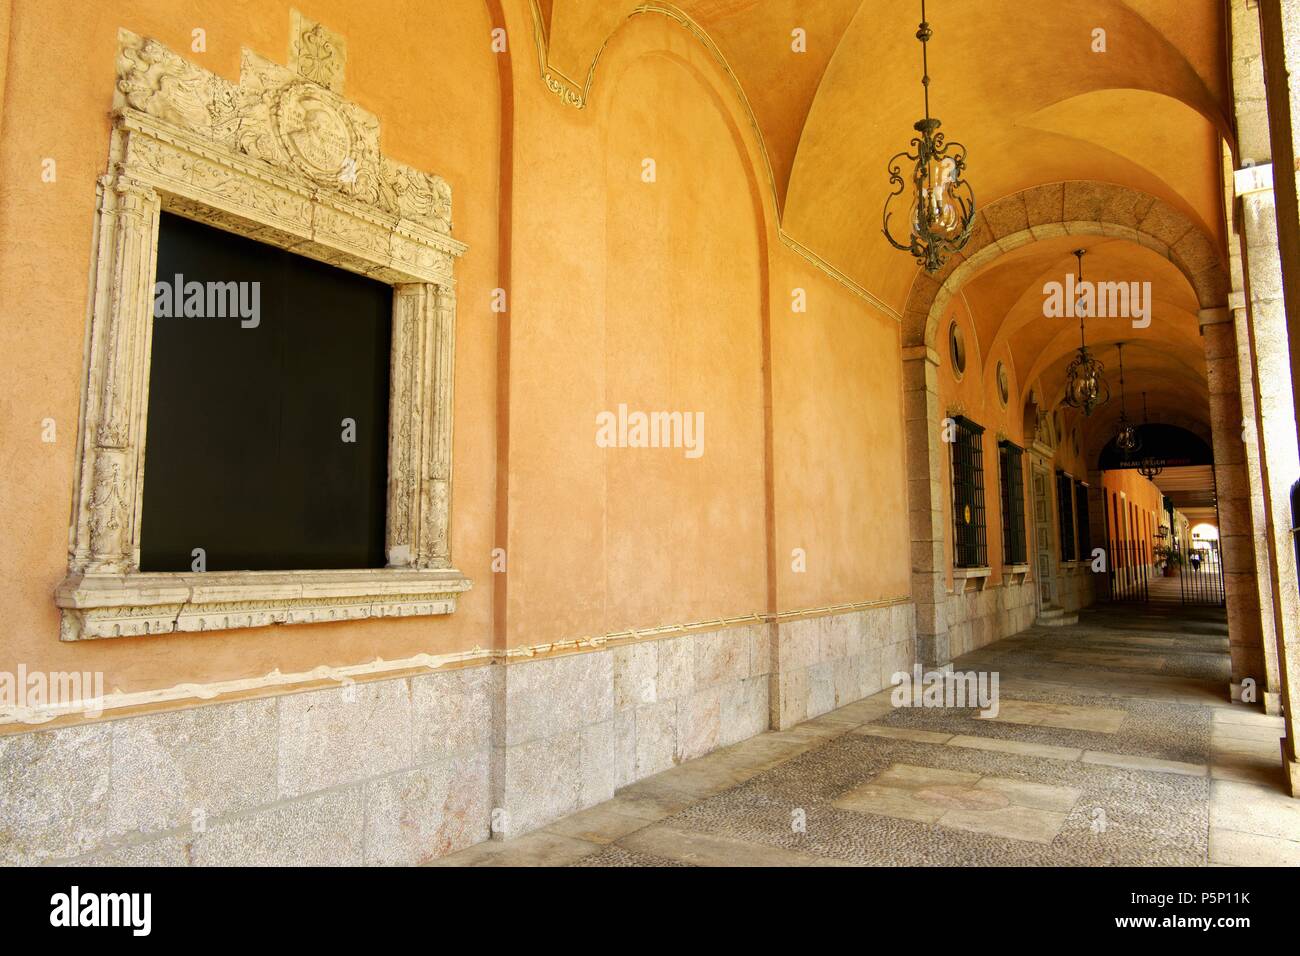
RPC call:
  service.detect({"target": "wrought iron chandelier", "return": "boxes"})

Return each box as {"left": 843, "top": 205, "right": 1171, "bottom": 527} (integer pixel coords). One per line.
{"left": 1114, "top": 342, "right": 1140, "bottom": 456}
{"left": 1061, "top": 249, "right": 1109, "bottom": 416}
{"left": 1137, "top": 391, "right": 1163, "bottom": 479}
{"left": 882, "top": 0, "right": 976, "bottom": 273}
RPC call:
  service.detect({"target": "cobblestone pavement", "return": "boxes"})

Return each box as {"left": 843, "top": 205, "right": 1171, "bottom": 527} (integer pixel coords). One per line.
{"left": 436, "top": 605, "right": 1299, "bottom": 866}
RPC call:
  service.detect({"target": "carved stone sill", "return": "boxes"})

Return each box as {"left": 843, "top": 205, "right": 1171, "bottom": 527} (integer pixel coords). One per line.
{"left": 55, "top": 569, "right": 472, "bottom": 641}
{"left": 952, "top": 567, "right": 991, "bottom": 592}
{"left": 1003, "top": 563, "right": 1030, "bottom": 585}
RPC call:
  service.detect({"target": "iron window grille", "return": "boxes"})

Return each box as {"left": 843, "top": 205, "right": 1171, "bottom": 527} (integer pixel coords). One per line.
{"left": 1057, "top": 470, "right": 1077, "bottom": 561}
{"left": 1074, "top": 479, "right": 1092, "bottom": 563}
{"left": 951, "top": 416, "right": 987, "bottom": 568}
{"left": 998, "top": 440, "right": 1027, "bottom": 565}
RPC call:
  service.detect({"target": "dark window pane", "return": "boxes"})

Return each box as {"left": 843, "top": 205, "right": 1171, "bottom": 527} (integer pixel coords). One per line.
{"left": 1057, "top": 471, "right": 1076, "bottom": 562}
{"left": 951, "top": 416, "right": 987, "bottom": 568}
{"left": 1074, "top": 480, "right": 1091, "bottom": 562}
{"left": 998, "top": 440, "right": 1027, "bottom": 565}
{"left": 140, "top": 212, "right": 391, "bottom": 572}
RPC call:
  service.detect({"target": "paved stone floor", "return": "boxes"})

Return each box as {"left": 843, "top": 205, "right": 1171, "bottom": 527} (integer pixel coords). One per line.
{"left": 436, "top": 604, "right": 1300, "bottom": 866}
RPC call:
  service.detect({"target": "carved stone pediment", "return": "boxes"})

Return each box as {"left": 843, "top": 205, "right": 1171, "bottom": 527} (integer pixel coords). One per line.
{"left": 115, "top": 21, "right": 452, "bottom": 236}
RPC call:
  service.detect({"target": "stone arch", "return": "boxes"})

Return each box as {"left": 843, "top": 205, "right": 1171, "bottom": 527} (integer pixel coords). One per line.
{"left": 899, "top": 181, "right": 1231, "bottom": 670}
{"left": 900, "top": 181, "right": 1230, "bottom": 350}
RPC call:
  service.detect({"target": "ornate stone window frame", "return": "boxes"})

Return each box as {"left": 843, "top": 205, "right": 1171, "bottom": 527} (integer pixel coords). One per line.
{"left": 56, "top": 17, "right": 471, "bottom": 641}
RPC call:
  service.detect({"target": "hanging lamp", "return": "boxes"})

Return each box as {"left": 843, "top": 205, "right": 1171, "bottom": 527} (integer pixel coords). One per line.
{"left": 882, "top": 0, "right": 976, "bottom": 273}
{"left": 1061, "top": 249, "right": 1109, "bottom": 416}
{"left": 1114, "top": 343, "right": 1140, "bottom": 456}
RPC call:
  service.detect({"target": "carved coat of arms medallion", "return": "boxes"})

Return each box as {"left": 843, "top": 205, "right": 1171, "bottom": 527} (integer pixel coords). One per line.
{"left": 276, "top": 84, "right": 353, "bottom": 181}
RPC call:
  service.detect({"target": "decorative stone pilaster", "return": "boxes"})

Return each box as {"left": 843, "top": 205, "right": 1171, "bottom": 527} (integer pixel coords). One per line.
{"left": 426, "top": 284, "right": 457, "bottom": 568}
{"left": 902, "top": 345, "right": 949, "bottom": 668}
{"left": 75, "top": 176, "right": 162, "bottom": 574}
{"left": 386, "top": 282, "right": 457, "bottom": 570}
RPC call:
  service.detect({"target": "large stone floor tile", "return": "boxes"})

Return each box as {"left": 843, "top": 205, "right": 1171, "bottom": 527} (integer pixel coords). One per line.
{"left": 831, "top": 783, "right": 946, "bottom": 823}
{"left": 1209, "top": 780, "right": 1300, "bottom": 841}
{"left": 607, "top": 780, "right": 697, "bottom": 818}
{"left": 946, "top": 734, "right": 1082, "bottom": 762}
{"left": 975, "top": 777, "right": 1082, "bottom": 812}
{"left": 1211, "top": 722, "right": 1285, "bottom": 743}
{"left": 853, "top": 725, "right": 954, "bottom": 745}
{"left": 1209, "top": 827, "right": 1300, "bottom": 866}
{"left": 1212, "top": 707, "right": 1285, "bottom": 729}
{"left": 938, "top": 805, "right": 1069, "bottom": 845}
{"left": 429, "top": 830, "right": 600, "bottom": 867}
{"left": 1210, "top": 753, "right": 1286, "bottom": 787}
{"left": 1211, "top": 734, "right": 1283, "bottom": 761}
{"left": 542, "top": 799, "right": 662, "bottom": 844}
{"left": 619, "top": 825, "right": 856, "bottom": 867}
{"left": 1081, "top": 750, "right": 1207, "bottom": 777}
{"left": 979, "top": 699, "right": 1127, "bottom": 733}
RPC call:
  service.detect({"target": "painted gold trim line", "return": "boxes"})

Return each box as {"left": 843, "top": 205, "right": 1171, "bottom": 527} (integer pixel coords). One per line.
{"left": 525, "top": 0, "right": 901, "bottom": 322}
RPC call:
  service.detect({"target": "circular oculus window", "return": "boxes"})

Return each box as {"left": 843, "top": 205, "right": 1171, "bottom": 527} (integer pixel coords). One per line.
{"left": 949, "top": 321, "right": 966, "bottom": 377}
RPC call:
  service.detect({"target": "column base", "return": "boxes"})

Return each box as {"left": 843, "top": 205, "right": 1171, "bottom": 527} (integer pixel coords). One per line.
{"left": 1281, "top": 739, "right": 1300, "bottom": 798}
{"left": 917, "top": 632, "right": 951, "bottom": 670}
{"left": 1229, "top": 681, "right": 1283, "bottom": 714}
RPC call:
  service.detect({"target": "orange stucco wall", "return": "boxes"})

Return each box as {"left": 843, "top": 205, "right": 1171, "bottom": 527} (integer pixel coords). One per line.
{"left": 1100, "top": 468, "right": 1165, "bottom": 558}
{"left": 0, "top": 2, "right": 912, "bottom": 714}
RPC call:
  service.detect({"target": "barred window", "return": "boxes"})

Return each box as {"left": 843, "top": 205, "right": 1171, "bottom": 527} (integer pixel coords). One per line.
{"left": 998, "top": 440, "right": 1027, "bottom": 565}
{"left": 1057, "top": 471, "right": 1076, "bottom": 561}
{"left": 951, "top": 416, "right": 987, "bottom": 568}
{"left": 1074, "top": 480, "right": 1091, "bottom": 563}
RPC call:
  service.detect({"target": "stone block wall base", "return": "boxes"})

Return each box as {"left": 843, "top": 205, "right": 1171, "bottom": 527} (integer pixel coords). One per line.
{"left": 4, "top": 605, "right": 921, "bottom": 863}
{"left": 944, "top": 577, "right": 1041, "bottom": 660}
{"left": 0, "top": 667, "right": 495, "bottom": 867}
{"left": 1055, "top": 566, "right": 1098, "bottom": 614}
{"left": 495, "top": 619, "right": 772, "bottom": 838}
{"left": 775, "top": 603, "right": 916, "bottom": 730}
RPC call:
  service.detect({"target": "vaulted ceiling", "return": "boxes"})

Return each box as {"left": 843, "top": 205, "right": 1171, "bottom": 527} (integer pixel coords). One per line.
{"left": 535, "top": 0, "right": 1233, "bottom": 466}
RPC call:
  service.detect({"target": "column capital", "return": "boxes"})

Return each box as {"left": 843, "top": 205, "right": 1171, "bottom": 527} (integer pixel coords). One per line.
{"left": 902, "top": 345, "right": 941, "bottom": 366}
{"left": 1197, "top": 306, "right": 1233, "bottom": 328}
